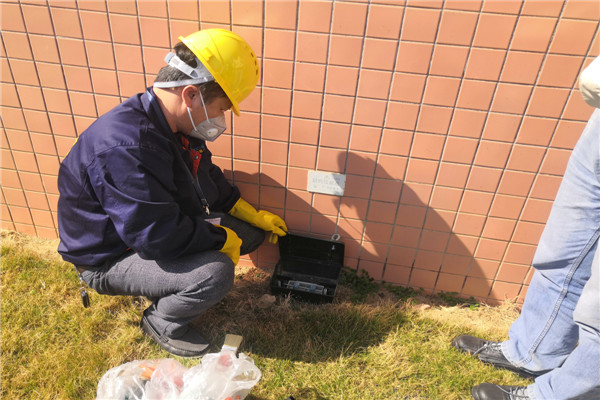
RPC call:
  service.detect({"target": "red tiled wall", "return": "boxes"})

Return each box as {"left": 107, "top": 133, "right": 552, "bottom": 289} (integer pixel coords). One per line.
{"left": 1, "top": 0, "right": 598, "bottom": 304}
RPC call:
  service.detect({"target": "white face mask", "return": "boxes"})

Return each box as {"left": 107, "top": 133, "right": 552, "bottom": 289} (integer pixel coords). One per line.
{"left": 186, "top": 92, "right": 227, "bottom": 141}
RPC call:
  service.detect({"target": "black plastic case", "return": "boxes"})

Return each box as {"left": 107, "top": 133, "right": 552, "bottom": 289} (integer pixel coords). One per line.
{"left": 270, "top": 233, "right": 344, "bottom": 303}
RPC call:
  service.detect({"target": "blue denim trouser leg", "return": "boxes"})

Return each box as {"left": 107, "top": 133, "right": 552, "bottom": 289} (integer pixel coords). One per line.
{"left": 531, "top": 247, "right": 600, "bottom": 399}
{"left": 81, "top": 215, "right": 264, "bottom": 338}
{"left": 501, "top": 109, "right": 600, "bottom": 398}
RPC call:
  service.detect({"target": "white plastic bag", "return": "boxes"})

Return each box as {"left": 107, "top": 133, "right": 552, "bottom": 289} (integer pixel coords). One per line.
{"left": 96, "top": 351, "right": 261, "bottom": 400}
{"left": 179, "top": 351, "right": 261, "bottom": 400}
{"left": 96, "top": 358, "right": 186, "bottom": 400}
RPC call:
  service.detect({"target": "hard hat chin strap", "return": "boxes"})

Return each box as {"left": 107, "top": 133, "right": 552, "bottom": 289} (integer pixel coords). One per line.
{"left": 153, "top": 52, "right": 215, "bottom": 89}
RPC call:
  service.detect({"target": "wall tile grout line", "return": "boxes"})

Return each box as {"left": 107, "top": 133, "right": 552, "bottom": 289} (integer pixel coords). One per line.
{"left": 1, "top": 34, "right": 40, "bottom": 236}
{"left": 2, "top": 0, "right": 598, "bottom": 302}
{"left": 426, "top": 0, "right": 487, "bottom": 297}
{"left": 74, "top": 1, "right": 101, "bottom": 121}
{"left": 302, "top": 0, "right": 335, "bottom": 236}
{"left": 478, "top": 2, "right": 567, "bottom": 301}
{"left": 338, "top": 1, "right": 379, "bottom": 274}
{"left": 366, "top": 1, "right": 413, "bottom": 284}
{"left": 400, "top": 0, "right": 448, "bottom": 290}
{"left": 449, "top": 0, "right": 529, "bottom": 300}
{"left": 13, "top": 0, "right": 61, "bottom": 236}
{"left": 133, "top": 0, "right": 148, "bottom": 90}
{"left": 484, "top": 2, "right": 569, "bottom": 300}
{"left": 498, "top": 7, "right": 600, "bottom": 302}
{"left": 324, "top": 0, "right": 360, "bottom": 247}
{"left": 269, "top": 0, "right": 296, "bottom": 218}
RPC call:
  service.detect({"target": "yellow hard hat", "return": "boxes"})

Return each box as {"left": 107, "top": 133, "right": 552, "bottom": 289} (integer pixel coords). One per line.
{"left": 179, "top": 29, "right": 259, "bottom": 116}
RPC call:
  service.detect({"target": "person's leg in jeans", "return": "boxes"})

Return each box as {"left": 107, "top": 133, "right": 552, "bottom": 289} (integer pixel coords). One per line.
{"left": 529, "top": 245, "right": 600, "bottom": 399}
{"left": 502, "top": 109, "right": 600, "bottom": 380}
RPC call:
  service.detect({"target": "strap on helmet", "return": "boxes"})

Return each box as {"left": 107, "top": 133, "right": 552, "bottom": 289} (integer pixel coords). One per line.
{"left": 153, "top": 52, "right": 215, "bottom": 89}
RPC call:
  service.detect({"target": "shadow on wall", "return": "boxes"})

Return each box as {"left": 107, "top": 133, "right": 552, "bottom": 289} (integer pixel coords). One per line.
{"left": 228, "top": 151, "right": 487, "bottom": 303}
{"left": 200, "top": 151, "right": 493, "bottom": 363}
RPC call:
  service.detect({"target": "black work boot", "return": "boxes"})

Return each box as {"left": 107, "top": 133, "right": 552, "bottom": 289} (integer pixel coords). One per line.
{"left": 471, "top": 383, "right": 530, "bottom": 400}
{"left": 140, "top": 313, "right": 210, "bottom": 358}
{"left": 452, "top": 335, "right": 542, "bottom": 379}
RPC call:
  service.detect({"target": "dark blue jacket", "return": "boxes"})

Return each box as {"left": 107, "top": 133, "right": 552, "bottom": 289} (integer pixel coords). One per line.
{"left": 57, "top": 89, "right": 240, "bottom": 267}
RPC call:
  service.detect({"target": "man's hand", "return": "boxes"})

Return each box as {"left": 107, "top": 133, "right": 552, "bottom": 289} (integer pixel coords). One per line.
{"left": 255, "top": 210, "right": 287, "bottom": 243}
{"left": 229, "top": 198, "right": 288, "bottom": 243}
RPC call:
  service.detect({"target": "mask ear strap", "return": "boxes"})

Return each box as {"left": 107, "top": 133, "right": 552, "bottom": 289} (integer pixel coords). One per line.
{"left": 198, "top": 90, "right": 211, "bottom": 121}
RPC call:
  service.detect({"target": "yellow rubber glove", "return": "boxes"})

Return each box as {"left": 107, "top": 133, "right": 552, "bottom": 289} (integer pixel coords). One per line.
{"left": 229, "top": 198, "right": 288, "bottom": 244}
{"left": 217, "top": 225, "right": 242, "bottom": 265}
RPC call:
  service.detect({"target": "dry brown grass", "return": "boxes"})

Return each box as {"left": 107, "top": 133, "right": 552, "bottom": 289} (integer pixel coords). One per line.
{"left": 1, "top": 230, "right": 528, "bottom": 399}
{"left": 1, "top": 230, "right": 62, "bottom": 261}
{"left": 0, "top": 229, "right": 521, "bottom": 342}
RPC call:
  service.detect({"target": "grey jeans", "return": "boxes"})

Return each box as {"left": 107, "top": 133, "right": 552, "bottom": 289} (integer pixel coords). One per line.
{"left": 80, "top": 214, "right": 265, "bottom": 338}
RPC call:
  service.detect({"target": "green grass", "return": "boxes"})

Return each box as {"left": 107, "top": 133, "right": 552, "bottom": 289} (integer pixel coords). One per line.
{"left": 1, "top": 233, "right": 530, "bottom": 399}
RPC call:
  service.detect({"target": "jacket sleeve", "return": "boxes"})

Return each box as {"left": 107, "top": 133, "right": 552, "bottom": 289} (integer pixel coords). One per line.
{"left": 87, "top": 143, "right": 227, "bottom": 260}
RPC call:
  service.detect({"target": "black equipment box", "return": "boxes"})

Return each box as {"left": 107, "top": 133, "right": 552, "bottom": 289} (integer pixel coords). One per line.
{"left": 270, "top": 233, "right": 344, "bottom": 303}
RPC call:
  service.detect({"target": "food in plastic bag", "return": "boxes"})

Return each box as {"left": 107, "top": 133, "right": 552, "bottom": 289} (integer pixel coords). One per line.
{"left": 96, "top": 351, "right": 261, "bottom": 400}
{"left": 179, "top": 351, "right": 261, "bottom": 400}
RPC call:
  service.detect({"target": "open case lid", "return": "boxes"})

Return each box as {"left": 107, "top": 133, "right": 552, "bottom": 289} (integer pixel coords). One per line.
{"left": 271, "top": 233, "right": 345, "bottom": 303}
{"left": 277, "top": 233, "right": 344, "bottom": 282}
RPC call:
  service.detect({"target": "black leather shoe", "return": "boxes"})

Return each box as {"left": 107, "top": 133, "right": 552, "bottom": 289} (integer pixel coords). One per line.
{"left": 471, "top": 383, "right": 530, "bottom": 400}
{"left": 452, "top": 335, "right": 542, "bottom": 379}
{"left": 140, "top": 314, "right": 210, "bottom": 358}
